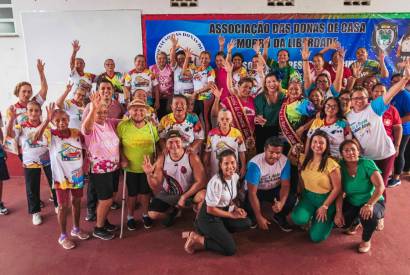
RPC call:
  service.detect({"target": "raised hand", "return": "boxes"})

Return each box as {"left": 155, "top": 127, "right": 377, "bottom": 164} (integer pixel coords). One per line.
{"left": 46, "top": 102, "right": 56, "bottom": 122}
{"left": 89, "top": 92, "right": 101, "bottom": 110}
{"left": 142, "top": 155, "right": 154, "bottom": 174}
{"left": 218, "top": 35, "right": 225, "bottom": 48}
{"left": 170, "top": 34, "right": 179, "bottom": 48}
{"left": 329, "top": 41, "right": 341, "bottom": 50}
{"left": 209, "top": 83, "right": 222, "bottom": 99}
{"left": 65, "top": 82, "right": 74, "bottom": 93}
{"left": 403, "top": 59, "right": 410, "bottom": 79}
{"left": 377, "top": 50, "right": 385, "bottom": 62}
{"left": 253, "top": 40, "right": 261, "bottom": 54}
{"left": 301, "top": 38, "right": 311, "bottom": 60}
{"left": 222, "top": 58, "right": 233, "bottom": 73}
{"left": 8, "top": 105, "right": 17, "bottom": 121}
{"left": 227, "top": 39, "right": 236, "bottom": 52}
{"left": 263, "top": 37, "right": 270, "bottom": 49}
{"left": 183, "top": 47, "right": 193, "bottom": 60}
{"left": 337, "top": 47, "right": 346, "bottom": 60}
{"left": 37, "top": 59, "right": 45, "bottom": 73}
{"left": 72, "top": 40, "right": 81, "bottom": 53}
{"left": 351, "top": 62, "right": 363, "bottom": 78}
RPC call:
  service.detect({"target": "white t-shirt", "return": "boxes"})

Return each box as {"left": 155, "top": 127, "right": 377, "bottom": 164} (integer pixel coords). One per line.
{"left": 7, "top": 95, "right": 45, "bottom": 126}
{"left": 68, "top": 70, "right": 95, "bottom": 98}
{"left": 45, "top": 129, "right": 84, "bottom": 190}
{"left": 173, "top": 65, "right": 194, "bottom": 96}
{"left": 63, "top": 99, "right": 84, "bottom": 130}
{"left": 347, "top": 97, "right": 396, "bottom": 160}
{"left": 192, "top": 65, "right": 215, "bottom": 100}
{"left": 124, "top": 68, "right": 159, "bottom": 106}
{"left": 245, "top": 153, "right": 290, "bottom": 190}
{"left": 205, "top": 173, "right": 239, "bottom": 209}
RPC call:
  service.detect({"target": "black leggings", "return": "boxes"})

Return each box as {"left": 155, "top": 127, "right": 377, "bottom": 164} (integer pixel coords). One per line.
{"left": 342, "top": 200, "right": 385, "bottom": 242}
{"left": 196, "top": 203, "right": 251, "bottom": 256}
{"left": 394, "top": 134, "right": 410, "bottom": 174}
{"left": 24, "top": 165, "right": 57, "bottom": 214}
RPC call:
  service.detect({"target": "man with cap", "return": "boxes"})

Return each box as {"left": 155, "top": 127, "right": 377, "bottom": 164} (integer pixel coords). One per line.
{"left": 142, "top": 130, "right": 206, "bottom": 227}
{"left": 117, "top": 97, "right": 159, "bottom": 230}
{"left": 158, "top": 95, "right": 204, "bottom": 154}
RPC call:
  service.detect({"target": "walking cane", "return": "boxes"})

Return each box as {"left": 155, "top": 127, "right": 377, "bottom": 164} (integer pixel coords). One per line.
{"left": 120, "top": 170, "right": 127, "bottom": 239}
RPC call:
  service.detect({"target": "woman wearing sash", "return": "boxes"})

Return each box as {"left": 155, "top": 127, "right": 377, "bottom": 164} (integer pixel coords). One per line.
{"left": 211, "top": 71, "right": 256, "bottom": 159}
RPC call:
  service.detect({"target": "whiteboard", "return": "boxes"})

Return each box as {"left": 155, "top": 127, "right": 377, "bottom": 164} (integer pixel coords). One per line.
{"left": 21, "top": 10, "right": 142, "bottom": 86}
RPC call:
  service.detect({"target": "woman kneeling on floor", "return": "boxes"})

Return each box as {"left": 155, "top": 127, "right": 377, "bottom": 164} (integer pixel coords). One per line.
{"left": 334, "top": 139, "right": 385, "bottom": 253}
{"left": 288, "top": 129, "right": 341, "bottom": 243}
{"left": 182, "top": 149, "right": 251, "bottom": 255}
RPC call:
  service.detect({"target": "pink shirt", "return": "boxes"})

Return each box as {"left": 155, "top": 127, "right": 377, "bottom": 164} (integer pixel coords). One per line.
{"left": 150, "top": 64, "right": 173, "bottom": 98}
{"left": 215, "top": 67, "right": 230, "bottom": 101}
{"left": 82, "top": 119, "right": 120, "bottom": 174}
{"left": 221, "top": 96, "right": 256, "bottom": 132}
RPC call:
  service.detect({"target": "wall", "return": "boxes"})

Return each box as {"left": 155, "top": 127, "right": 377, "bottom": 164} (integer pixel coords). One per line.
{"left": 1, "top": 0, "right": 410, "bottom": 114}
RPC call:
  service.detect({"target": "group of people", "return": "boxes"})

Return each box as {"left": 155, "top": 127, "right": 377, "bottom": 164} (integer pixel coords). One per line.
{"left": 0, "top": 35, "right": 409, "bottom": 255}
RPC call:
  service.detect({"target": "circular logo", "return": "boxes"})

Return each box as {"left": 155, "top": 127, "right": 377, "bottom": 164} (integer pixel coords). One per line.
{"left": 155, "top": 31, "right": 206, "bottom": 66}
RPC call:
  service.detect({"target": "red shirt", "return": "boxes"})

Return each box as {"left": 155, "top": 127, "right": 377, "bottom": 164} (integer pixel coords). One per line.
{"left": 324, "top": 63, "right": 352, "bottom": 87}
{"left": 383, "top": 105, "right": 402, "bottom": 141}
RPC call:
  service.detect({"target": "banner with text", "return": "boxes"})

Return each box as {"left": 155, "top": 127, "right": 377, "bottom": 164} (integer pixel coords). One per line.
{"left": 143, "top": 14, "right": 410, "bottom": 74}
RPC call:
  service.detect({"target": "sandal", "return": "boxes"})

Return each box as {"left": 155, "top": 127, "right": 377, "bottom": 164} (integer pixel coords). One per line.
{"left": 71, "top": 228, "right": 90, "bottom": 240}
{"left": 358, "top": 241, "right": 371, "bottom": 253}
{"left": 58, "top": 237, "right": 76, "bottom": 250}
{"left": 182, "top": 231, "right": 197, "bottom": 254}
{"left": 345, "top": 223, "right": 361, "bottom": 235}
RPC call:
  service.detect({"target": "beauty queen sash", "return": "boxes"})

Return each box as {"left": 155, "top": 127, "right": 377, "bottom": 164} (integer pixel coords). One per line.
{"left": 226, "top": 95, "right": 255, "bottom": 151}
{"left": 279, "top": 98, "right": 301, "bottom": 146}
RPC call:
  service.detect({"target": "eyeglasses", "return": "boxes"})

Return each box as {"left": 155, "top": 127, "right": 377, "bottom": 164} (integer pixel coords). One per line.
{"left": 351, "top": 96, "right": 368, "bottom": 101}
{"left": 325, "top": 104, "right": 338, "bottom": 110}
{"left": 339, "top": 97, "right": 351, "bottom": 102}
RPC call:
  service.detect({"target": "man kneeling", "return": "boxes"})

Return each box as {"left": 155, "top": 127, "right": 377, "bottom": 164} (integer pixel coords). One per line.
{"left": 245, "top": 137, "right": 296, "bottom": 232}
{"left": 142, "top": 130, "right": 206, "bottom": 227}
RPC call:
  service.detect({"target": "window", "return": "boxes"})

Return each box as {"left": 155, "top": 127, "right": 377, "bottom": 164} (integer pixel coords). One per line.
{"left": 170, "top": 0, "right": 198, "bottom": 7}
{"left": 267, "top": 0, "right": 295, "bottom": 6}
{"left": 0, "top": 0, "right": 16, "bottom": 36}
{"left": 343, "top": 0, "right": 371, "bottom": 6}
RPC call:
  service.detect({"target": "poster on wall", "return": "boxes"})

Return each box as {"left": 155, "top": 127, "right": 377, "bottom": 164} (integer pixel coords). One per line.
{"left": 142, "top": 13, "right": 410, "bottom": 76}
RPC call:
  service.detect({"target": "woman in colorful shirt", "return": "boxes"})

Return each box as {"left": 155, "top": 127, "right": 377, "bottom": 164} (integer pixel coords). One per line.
{"left": 150, "top": 51, "right": 174, "bottom": 120}
{"left": 82, "top": 94, "right": 121, "bottom": 240}
{"left": 6, "top": 100, "right": 57, "bottom": 225}
{"left": 34, "top": 105, "right": 89, "bottom": 249}
{"left": 204, "top": 109, "right": 246, "bottom": 179}
{"left": 95, "top": 59, "right": 126, "bottom": 103}
{"left": 265, "top": 48, "right": 299, "bottom": 90}
{"left": 289, "top": 130, "right": 341, "bottom": 243}
{"left": 56, "top": 83, "right": 86, "bottom": 130}
{"left": 307, "top": 97, "right": 352, "bottom": 159}
{"left": 335, "top": 139, "right": 385, "bottom": 253}
{"left": 346, "top": 68, "right": 409, "bottom": 191}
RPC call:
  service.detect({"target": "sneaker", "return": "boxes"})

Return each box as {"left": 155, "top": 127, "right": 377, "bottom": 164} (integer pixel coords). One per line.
{"left": 85, "top": 209, "right": 96, "bottom": 222}
{"left": 273, "top": 215, "right": 293, "bottom": 232}
{"left": 49, "top": 196, "right": 54, "bottom": 202}
{"left": 250, "top": 220, "right": 257, "bottom": 229}
{"left": 162, "top": 207, "right": 181, "bottom": 227}
{"left": 39, "top": 200, "right": 45, "bottom": 208}
{"left": 104, "top": 220, "right": 119, "bottom": 232}
{"left": 71, "top": 228, "right": 90, "bottom": 240}
{"left": 92, "top": 227, "right": 115, "bottom": 240}
{"left": 58, "top": 236, "right": 76, "bottom": 250}
{"left": 387, "top": 178, "right": 401, "bottom": 188}
{"left": 127, "top": 219, "right": 138, "bottom": 231}
{"left": 110, "top": 202, "right": 121, "bottom": 210}
{"left": 142, "top": 215, "right": 153, "bottom": 229}
{"left": 32, "top": 213, "right": 42, "bottom": 225}
{"left": 0, "top": 202, "right": 9, "bottom": 215}
{"left": 55, "top": 207, "right": 59, "bottom": 214}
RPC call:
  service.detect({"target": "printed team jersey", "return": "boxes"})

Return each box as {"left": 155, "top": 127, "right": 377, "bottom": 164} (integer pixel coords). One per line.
{"left": 173, "top": 65, "right": 195, "bottom": 96}
{"left": 205, "top": 127, "right": 246, "bottom": 176}
{"left": 150, "top": 64, "right": 174, "bottom": 98}
{"left": 68, "top": 70, "right": 96, "bottom": 98}
{"left": 158, "top": 113, "right": 204, "bottom": 147}
{"left": 245, "top": 153, "right": 290, "bottom": 190}
{"left": 192, "top": 65, "right": 215, "bottom": 101}
{"left": 285, "top": 98, "right": 316, "bottom": 130}
{"left": 162, "top": 152, "right": 193, "bottom": 195}
{"left": 247, "top": 69, "right": 266, "bottom": 97}
{"left": 95, "top": 72, "right": 125, "bottom": 102}
{"left": 347, "top": 96, "right": 395, "bottom": 160}
{"left": 14, "top": 121, "right": 50, "bottom": 168}
{"left": 63, "top": 99, "right": 84, "bottom": 130}
{"left": 45, "top": 129, "right": 84, "bottom": 190}
{"left": 307, "top": 118, "right": 351, "bottom": 159}
{"left": 124, "top": 68, "right": 159, "bottom": 106}
{"left": 232, "top": 67, "right": 248, "bottom": 88}
{"left": 7, "top": 95, "right": 45, "bottom": 126}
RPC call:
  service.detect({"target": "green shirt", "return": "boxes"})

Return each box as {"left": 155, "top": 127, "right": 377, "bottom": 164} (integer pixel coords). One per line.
{"left": 254, "top": 92, "right": 285, "bottom": 129}
{"left": 266, "top": 59, "right": 299, "bottom": 89}
{"left": 340, "top": 158, "right": 384, "bottom": 206}
{"left": 117, "top": 119, "right": 158, "bottom": 173}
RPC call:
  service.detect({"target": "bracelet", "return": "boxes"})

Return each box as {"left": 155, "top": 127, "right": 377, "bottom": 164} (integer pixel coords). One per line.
{"left": 364, "top": 203, "right": 373, "bottom": 208}
{"left": 302, "top": 59, "right": 308, "bottom": 62}
{"left": 321, "top": 204, "right": 328, "bottom": 210}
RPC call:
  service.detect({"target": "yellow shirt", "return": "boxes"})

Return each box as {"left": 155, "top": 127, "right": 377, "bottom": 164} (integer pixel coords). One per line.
{"left": 300, "top": 154, "right": 339, "bottom": 194}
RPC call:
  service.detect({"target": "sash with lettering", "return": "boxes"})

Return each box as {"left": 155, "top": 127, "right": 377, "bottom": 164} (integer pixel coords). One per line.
{"left": 225, "top": 95, "right": 256, "bottom": 151}
{"left": 279, "top": 98, "right": 301, "bottom": 146}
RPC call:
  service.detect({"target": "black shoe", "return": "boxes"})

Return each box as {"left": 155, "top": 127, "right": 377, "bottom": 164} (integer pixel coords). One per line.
{"left": 162, "top": 207, "right": 180, "bottom": 227}
{"left": 104, "top": 220, "right": 119, "bottom": 232}
{"left": 39, "top": 200, "right": 45, "bottom": 208}
{"left": 85, "top": 210, "right": 96, "bottom": 222}
{"left": 110, "top": 202, "right": 121, "bottom": 210}
{"left": 127, "top": 219, "right": 138, "bottom": 231}
{"left": 142, "top": 215, "right": 153, "bottom": 229}
{"left": 0, "top": 202, "right": 9, "bottom": 215}
{"left": 273, "top": 215, "right": 293, "bottom": 232}
{"left": 93, "top": 227, "right": 115, "bottom": 240}
{"left": 250, "top": 220, "right": 257, "bottom": 229}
